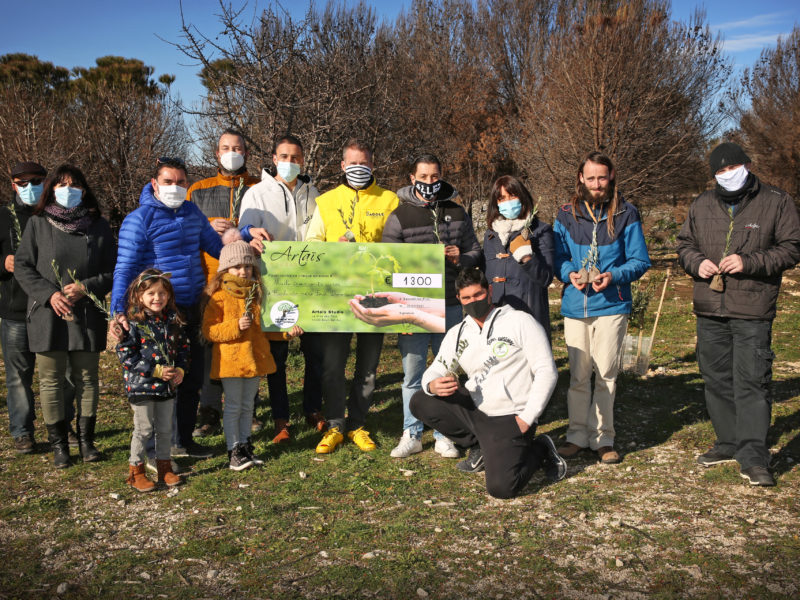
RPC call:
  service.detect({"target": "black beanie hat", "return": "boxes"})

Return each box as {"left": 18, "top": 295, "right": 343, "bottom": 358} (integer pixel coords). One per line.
{"left": 709, "top": 143, "right": 750, "bottom": 177}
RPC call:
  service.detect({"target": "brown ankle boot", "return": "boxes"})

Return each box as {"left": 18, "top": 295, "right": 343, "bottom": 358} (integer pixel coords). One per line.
{"left": 272, "top": 419, "right": 290, "bottom": 444}
{"left": 156, "top": 459, "right": 183, "bottom": 487}
{"left": 126, "top": 463, "right": 155, "bottom": 493}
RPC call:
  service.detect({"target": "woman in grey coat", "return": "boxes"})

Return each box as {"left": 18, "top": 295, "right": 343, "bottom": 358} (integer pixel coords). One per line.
{"left": 15, "top": 164, "right": 116, "bottom": 468}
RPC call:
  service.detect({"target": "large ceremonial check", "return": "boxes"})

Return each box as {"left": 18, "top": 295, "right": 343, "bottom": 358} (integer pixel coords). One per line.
{"left": 259, "top": 241, "right": 446, "bottom": 333}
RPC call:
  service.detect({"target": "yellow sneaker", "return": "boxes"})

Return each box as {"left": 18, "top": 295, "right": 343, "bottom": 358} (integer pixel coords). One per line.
{"left": 347, "top": 427, "right": 376, "bottom": 452}
{"left": 315, "top": 427, "right": 344, "bottom": 454}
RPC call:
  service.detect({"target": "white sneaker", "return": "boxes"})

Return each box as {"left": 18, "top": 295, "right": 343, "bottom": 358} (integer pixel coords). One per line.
{"left": 434, "top": 437, "right": 460, "bottom": 459}
{"left": 390, "top": 430, "right": 423, "bottom": 458}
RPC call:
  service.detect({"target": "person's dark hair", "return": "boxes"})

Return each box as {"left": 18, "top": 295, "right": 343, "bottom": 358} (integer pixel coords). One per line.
{"left": 125, "top": 268, "right": 185, "bottom": 325}
{"left": 487, "top": 175, "right": 535, "bottom": 229}
{"left": 220, "top": 128, "right": 247, "bottom": 152}
{"left": 455, "top": 267, "right": 489, "bottom": 293}
{"left": 272, "top": 134, "right": 304, "bottom": 155}
{"left": 34, "top": 164, "right": 100, "bottom": 216}
{"left": 409, "top": 154, "right": 441, "bottom": 175}
{"left": 152, "top": 157, "right": 188, "bottom": 180}
{"left": 342, "top": 138, "right": 373, "bottom": 162}
{"left": 571, "top": 151, "right": 619, "bottom": 238}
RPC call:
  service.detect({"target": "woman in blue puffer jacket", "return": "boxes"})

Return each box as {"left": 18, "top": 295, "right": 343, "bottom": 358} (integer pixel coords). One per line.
{"left": 111, "top": 158, "right": 223, "bottom": 457}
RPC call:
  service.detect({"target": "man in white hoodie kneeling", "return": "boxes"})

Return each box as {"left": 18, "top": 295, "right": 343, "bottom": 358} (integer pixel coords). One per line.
{"left": 411, "top": 267, "right": 566, "bottom": 498}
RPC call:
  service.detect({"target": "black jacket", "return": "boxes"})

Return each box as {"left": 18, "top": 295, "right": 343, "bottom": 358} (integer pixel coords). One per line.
{"left": 382, "top": 183, "right": 482, "bottom": 305}
{"left": 484, "top": 218, "right": 555, "bottom": 340}
{"left": 116, "top": 312, "right": 190, "bottom": 403}
{"left": 14, "top": 213, "right": 116, "bottom": 352}
{"left": 0, "top": 199, "right": 35, "bottom": 321}
{"left": 677, "top": 175, "right": 800, "bottom": 320}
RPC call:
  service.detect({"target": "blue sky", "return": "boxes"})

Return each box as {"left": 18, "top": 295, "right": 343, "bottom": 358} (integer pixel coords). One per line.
{"left": 2, "top": 0, "right": 797, "bottom": 126}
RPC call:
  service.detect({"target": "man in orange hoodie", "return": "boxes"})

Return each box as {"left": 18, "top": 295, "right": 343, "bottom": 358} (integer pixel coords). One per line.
{"left": 188, "top": 129, "right": 261, "bottom": 442}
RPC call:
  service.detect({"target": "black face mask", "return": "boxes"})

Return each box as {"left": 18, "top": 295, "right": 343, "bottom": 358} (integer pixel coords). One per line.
{"left": 462, "top": 296, "right": 491, "bottom": 320}
{"left": 414, "top": 180, "right": 442, "bottom": 202}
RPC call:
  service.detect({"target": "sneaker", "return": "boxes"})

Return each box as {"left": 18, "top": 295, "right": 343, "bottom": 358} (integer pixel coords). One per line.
{"left": 229, "top": 444, "right": 254, "bottom": 471}
{"left": 245, "top": 439, "right": 264, "bottom": 465}
{"left": 347, "top": 427, "right": 377, "bottom": 452}
{"left": 535, "top": 434, "right": 567, "bottom": 482}
{"left": 597, "top": 446, "right": 621, "bottom": 464}
{"left": 272, "top": 419, "right": 291, "bottom": 444}
{"left": 434, "top": 437, "right": 460, "bottom": 459}
{"left": 14, "top": 434, "right": 34, "bottom": 454}
{"left": 456, "top": 446, "right": 485, "bottom": 473}
{"left": 740, "top": 465, "right": 776, "bottom": 486}
{"left": 316, "top": 427, "right": 344, "bottom": 454}
{"left": 145, "top": 456, "right": 180, "bottom": 474}
{"left": 193, "top": 407, "right": 221, "bottom": 437}
{"left": 193, "top": 421, "right": 220, "bottom": 438}
{"left": 305, "top": 411, "right": 328, "bottom": 432}
{"left": 390, "top": 430, "right": 423, "bottom": 458}
{"left": 182, "top": 441, "right": 213, "bottom": 459}
{"left": 696, "top": 447, "right": 736, "bottom": 467}
{"left": 557, "top": 442, "right": 585, "bottom": 458}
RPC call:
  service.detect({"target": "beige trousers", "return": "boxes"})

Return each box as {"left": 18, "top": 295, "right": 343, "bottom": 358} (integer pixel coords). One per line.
{"left": 564, "top": 314, "right": 627, "bottom": 449}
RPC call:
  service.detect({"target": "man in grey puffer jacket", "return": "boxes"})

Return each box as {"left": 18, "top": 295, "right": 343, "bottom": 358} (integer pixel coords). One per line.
{"left": 677, "top": 142, "right": 800, "bottom": 486}
{"left": 381, "top": 154, "right": 482, "bottom": 459}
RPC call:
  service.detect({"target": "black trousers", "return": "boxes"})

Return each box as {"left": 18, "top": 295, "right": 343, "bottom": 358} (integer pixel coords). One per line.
{"left": 696, "top": 316, "right": 773, "bottom": 469}
{"left": 410, "top": 388, "right": 543, "bottom": 499}
{"left": 175, "top": 303, "right": 204, "bottom": 448}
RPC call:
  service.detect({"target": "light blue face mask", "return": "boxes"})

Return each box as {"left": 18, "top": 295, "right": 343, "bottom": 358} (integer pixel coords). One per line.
{"left": 54, "top": 186, "right": 83, "bottom": 209}
{"left": 276, "top": 161, "right": 301, "bottom": 183}
{"left": 16, "top": 182, "right": 44, "bottom": 206}
{"left": 498, "top": 198, "right": 522, "bottom": 219}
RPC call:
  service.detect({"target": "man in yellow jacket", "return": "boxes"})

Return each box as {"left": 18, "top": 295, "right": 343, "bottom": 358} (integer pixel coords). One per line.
{"left": 188, "top": 129, "right": 260, "bottom": 442}
{"left": 306, "top": 139, "right": 399, "bottom": 453}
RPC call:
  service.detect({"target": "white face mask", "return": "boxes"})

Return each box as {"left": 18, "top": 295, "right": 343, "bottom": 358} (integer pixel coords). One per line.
{"left": 276, "top": 161, "right": 301, "bottom": 183}
{"left": 715, "top": 165, "right": 749, "bottom": 192}
{"left": 156, "top": 184, "right": 187, "bottom": 209}
{"left": 219, "top": 151, "right": 245, "bottom": 172}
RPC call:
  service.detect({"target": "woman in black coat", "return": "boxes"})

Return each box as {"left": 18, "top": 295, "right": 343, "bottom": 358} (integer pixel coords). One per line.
{"left": 15, "top": 164, "right": 116, "bottom": 468}
{"left": 483, "top": 175, "right": 554, "bottom": 340}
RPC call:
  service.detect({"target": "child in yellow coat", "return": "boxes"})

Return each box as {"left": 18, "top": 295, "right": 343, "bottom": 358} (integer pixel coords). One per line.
{"left": 201, "top": 241, "right": 301, "bottom": 470}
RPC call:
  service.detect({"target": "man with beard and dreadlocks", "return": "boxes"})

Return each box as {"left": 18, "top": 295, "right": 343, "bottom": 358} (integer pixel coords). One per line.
{"left": 553, "top": 151, "right": 650, "bottom": 465}
{"left": 677, "top": 142, "right": 800, "bottom": 487}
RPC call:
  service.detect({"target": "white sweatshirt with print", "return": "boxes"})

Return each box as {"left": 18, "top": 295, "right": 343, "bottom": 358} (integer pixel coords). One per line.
{"left": 421, "top": 304, "right": 558, "bottom": 426}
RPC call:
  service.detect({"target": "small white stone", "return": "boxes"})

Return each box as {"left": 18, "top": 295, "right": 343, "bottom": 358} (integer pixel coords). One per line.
{"left": 56, "top": 583, "right": 68, "bottom": 594}
{"left": 238, "top": 483, "right": 250, "bottom": 488}
{"left": 423, "top": 500, "right": 433, "bottom": 505}
{"left": 117, "top": 500, "right": 126, "bottom": 507}
{"left": 473, "top": 549, "right": 480, "bottom": 555}
{"left": 362, "top": 552, "right": 375, "bottom": 559}
{"left": 236, "top": 506, "right": 242, "bottom": 511}
{"left": 537, "top": 514, "right": 547, "bottom": 521}
{"left": 401, "top": 469, "right": 415, "bottom": 477}
{"left": 746, "top": 518, "right": 757, "bottom": 525}
{"left": 319, "top": 550, "right": 329, "bottom": 558}
{"left": 206, "top": 569, "right": 218, "bottom": 579}
{"left": 193, "top": 509, "right": 199, "bottom": 514}
{"left": 109, "top": 493, "right": 120, "bottom": 500}
{"left": 434, "top": 527, "right": 442, "bottom": 533}
{"left": 139, "top": 572, "right": 151, "bottom": 580}
{"left": 578, "top": 512, "right": 586, "bottom": 520}
{"left": 625, "top": 466, "right": 633, "bottom": 472}
{"left": 615, "top": 558, "right": 624, "bottom": 567}
{"left": 416, "top": 588, "right": 429, "bottom": 598}
{"left": 299, "top": 471, "right": 308, "bottom": 479}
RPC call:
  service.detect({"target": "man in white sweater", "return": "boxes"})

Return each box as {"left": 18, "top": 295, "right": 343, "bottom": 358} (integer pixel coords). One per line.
{"left": 412, "top": 268, "right": 566, "bottom": 498}
{"left": 238, "top": 134, "right": 326, "bottom": 443}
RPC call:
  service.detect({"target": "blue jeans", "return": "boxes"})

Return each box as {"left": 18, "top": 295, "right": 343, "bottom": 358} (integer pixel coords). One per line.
{"left": 1, "top": 318, "right": 36, "bottom": 438}
{"left": 398, "top": 304, "right": 463, "bottom": 440}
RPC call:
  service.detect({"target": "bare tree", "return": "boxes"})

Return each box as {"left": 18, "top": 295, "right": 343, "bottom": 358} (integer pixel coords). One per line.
{"left": 481, "top": 0, "right": 729, "bottom": 218}
{"left": 733, "top": 25, "right": 800, "bottom": 199}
